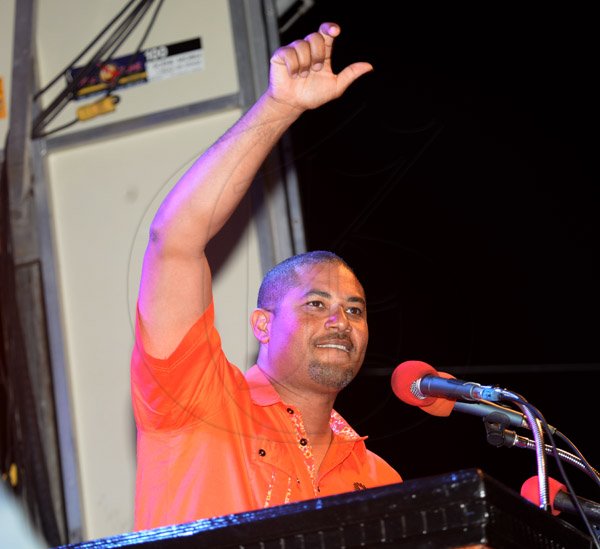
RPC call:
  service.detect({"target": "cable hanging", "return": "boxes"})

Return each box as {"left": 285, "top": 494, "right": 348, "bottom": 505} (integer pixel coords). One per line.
{"left": 32, "top": 0, "right": 165, "bottom": 139}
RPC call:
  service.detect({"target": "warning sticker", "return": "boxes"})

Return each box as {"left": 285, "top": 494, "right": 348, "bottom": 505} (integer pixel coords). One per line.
{"left": 145, "top": 38, "right": 204, "bottom": 82}
{"left": 67, "top": 38, "right": 203, "bottom": 100}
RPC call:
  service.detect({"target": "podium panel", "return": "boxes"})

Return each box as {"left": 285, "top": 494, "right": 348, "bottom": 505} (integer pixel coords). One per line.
{"left": 55, "top": 469, "right": 592, "bottom": 548}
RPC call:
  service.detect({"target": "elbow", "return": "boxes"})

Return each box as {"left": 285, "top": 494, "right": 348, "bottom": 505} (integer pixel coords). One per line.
{"left": 147, "top": 214, "right": 170, "bottom": 253}
{"left": 146, "top": 211, "right": 206, "bottom": 258}
{"left": 148, "top": 222, "right": 161, "bottom": 246}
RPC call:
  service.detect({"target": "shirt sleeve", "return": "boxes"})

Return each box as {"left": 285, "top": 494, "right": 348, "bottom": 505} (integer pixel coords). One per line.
{"left": 130, "top": 301, "right": 243, "bottom": 431}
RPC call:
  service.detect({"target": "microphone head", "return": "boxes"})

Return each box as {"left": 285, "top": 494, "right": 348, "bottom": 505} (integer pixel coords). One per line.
{"left": 391, "top": 360, "right": 438, "bottom": 406}
{"left": 520, "top": 475, "right": 567, "bottom": 516}
{"left": 391, "top": 361, "right": 457, "bottom": 416}
{"left": 418, "top": 371, "right": 457, "bottom": 417}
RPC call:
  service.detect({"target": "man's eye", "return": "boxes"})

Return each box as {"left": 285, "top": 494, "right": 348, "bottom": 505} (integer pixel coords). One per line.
{"left": 307, "top": 300, "right": 324, "bottom": 308}
{"left": 347, "top": 306, "right": 363, "bottom": 316}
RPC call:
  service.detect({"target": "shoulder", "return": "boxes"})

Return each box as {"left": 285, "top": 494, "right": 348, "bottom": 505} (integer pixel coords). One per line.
{"left": 364, "top": 448, "right": 403, "bottom": 483}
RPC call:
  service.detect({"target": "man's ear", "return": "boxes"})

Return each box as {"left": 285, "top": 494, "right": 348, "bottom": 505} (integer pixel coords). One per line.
{"left": 251, "top": 308, "right": 272, "bottom": 343}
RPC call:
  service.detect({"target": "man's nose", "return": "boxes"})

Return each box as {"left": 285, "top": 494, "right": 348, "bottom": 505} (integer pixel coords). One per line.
{"left": 325, "top": 304, "right": 351, "bottom": 332}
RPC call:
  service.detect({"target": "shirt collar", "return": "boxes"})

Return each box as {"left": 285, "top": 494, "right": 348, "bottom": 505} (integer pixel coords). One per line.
{"left": 245, "top": 365, "right": 366, "bottom": 442}
{"left": 245, "top": 364, "right": 281, "bottom": 405}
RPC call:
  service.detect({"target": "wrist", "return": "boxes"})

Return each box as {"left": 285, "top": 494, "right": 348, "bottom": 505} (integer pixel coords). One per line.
{"left": 258, "top": 92, "right": 304, "bottom": 124}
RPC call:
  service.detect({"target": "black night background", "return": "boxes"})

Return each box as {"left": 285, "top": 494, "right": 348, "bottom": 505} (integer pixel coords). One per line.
{"left": 280, "top": 0, "right": 599, "bottom": 519}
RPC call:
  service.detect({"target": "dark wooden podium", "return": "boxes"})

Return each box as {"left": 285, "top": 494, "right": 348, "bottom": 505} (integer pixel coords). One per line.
{"left": 57, "top": 469, "right": 593, "bottom": 548}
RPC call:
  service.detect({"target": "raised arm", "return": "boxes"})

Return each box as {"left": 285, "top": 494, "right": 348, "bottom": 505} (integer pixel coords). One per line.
{"left": 137, "top": 22, "right": 373, "bottom": 358}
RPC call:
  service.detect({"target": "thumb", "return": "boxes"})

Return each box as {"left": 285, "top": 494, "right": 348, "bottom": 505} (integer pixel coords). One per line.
{"left": 336, "top": 61, "right": 374, "bottom": 95}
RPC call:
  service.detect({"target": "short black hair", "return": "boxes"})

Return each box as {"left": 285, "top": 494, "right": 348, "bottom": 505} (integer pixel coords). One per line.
{"left": 257, "top": 250, "right": 357, "bottom": 310}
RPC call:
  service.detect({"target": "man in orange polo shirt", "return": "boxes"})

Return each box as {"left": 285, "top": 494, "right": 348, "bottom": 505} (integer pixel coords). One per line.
{"left": 131, "top": 22, "right": 402, "bottom": 530}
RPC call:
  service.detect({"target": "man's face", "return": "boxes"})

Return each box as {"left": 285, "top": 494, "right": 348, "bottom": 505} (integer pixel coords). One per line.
{"left": 262, "top": 262, "right": 369, "bottom": 394}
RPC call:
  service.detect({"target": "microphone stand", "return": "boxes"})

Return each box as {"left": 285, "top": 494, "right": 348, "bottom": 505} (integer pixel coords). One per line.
{"left": 483, "top": 408, "right": 600, "bottom": 548}
{"left": 510, "top": 434, "right": 600, "bottom": 479}
{"left": 480, "top": 393, "right": 551, "bottom": 511}
{"left": 483, "top": 414, "right": 598, "bottom": 478}
{"left": 500, "top": 391, "right": 551, "bottom": 512}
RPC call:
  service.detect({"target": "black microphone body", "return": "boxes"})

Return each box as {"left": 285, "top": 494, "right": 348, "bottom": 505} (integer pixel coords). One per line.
{"left": 415, "top": 374, "right": 506, "bottom": 402}
{"left": 453, "top": 401, "right": 529, "bottom": 430}
{"left": 555, "top": 491, "right": 600, "bottom": 524}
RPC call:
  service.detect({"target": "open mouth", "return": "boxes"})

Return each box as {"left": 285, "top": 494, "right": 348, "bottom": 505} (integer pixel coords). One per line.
{"left": 315, "top": 341, "right": 353, "bottom": 353}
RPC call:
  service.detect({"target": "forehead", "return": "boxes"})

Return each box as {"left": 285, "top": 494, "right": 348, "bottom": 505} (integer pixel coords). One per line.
{"left": 292, "top": 263, "right": 365, "bottom": 299}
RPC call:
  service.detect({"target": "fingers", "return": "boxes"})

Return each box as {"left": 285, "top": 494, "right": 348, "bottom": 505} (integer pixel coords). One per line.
{"left": 303, "top": 33, "right": 326, "bottom": 72}
{"left": 270, "top": 22, "right": 341, "bottom": 78}
{"left": 290, "top": 39, "right": 314, "bottom": 77}
{"left": 317, "top": 21, "right": 340, "bottom": 56}
{"left": 336, "top": 61, "right": 374, "bottom": 93}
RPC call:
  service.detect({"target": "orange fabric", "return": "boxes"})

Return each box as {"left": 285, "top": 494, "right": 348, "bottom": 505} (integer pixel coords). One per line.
{"left": 131, "top": 302, "right": 402, "bottom": 530}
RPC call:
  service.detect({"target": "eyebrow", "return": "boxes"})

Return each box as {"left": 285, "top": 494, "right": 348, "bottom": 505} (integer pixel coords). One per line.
{"left": 302, "top": 289, "right": 367, "bottom": 307}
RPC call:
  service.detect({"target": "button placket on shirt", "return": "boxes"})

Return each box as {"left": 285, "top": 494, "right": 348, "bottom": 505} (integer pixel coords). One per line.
{"left": 287, "top": 408, "right": 308, "bottom": 488}
{"left": 286, "top": 408, "right": 310, "bottom": 450}
{"left": 283, "top": 404, "right": 320, "bottom": 495}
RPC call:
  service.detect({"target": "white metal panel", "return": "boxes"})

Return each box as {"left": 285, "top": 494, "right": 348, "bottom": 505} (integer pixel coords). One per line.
{"left": 35, "top": 0, "right": 238, "bottom": 137}
{"left": 46, "top": 109, "right": 262, "bottom": 539}
{"left": 29, "top": 0, "right": 303, "bottom": 541}
{"left": 31, "top": 1, "right": 266, "bottom": 540}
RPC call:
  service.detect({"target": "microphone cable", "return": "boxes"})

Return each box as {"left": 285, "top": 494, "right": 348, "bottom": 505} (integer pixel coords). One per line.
{"left": 553, "top": 429, "right": 600, "bottom": 489}
{"left": 433, "top": 378, "right": 600, "bottom": 545}
{"left": 519, "top": 399, "right": 600, "bottom": 547}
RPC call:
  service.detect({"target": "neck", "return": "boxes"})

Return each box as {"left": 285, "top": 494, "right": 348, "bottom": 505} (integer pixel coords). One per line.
{"left": 262, "top": 370, "right": 336, "bottom": 437}
{"left": 290, "top": 393, "right": 335, "bottom": 437}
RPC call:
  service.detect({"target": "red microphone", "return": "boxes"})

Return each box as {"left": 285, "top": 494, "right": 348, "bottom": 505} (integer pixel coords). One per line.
{"left": 521, "top": 475, "right": 600, "bottom": 522}
{"left": 391, "top": 360, "right": 456, "bottom": 417}
{"left": 521, "top": 475, "right": 567, "bottom": 516}
{"left": 391, "top": 362, "right": 556, "bottom": 432}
